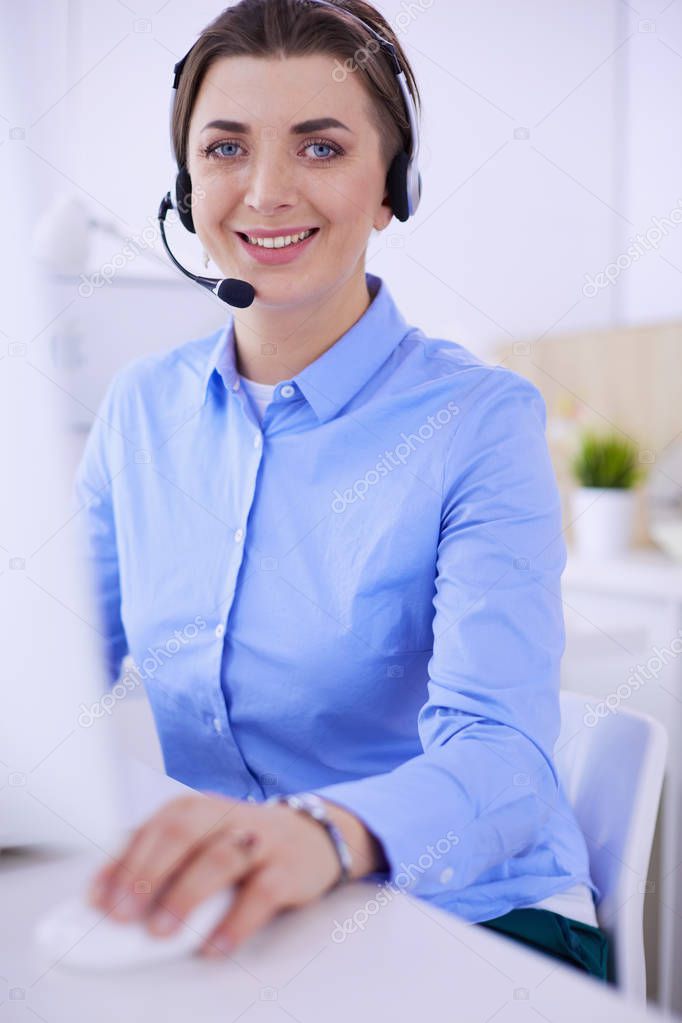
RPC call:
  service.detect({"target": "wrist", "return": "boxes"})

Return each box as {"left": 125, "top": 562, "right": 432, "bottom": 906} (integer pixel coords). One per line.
{"left": 318, "top": 799, "right": 389, "bottom": 881}
{"left": 264, "top": 793, "right": 352, "bottom": 885}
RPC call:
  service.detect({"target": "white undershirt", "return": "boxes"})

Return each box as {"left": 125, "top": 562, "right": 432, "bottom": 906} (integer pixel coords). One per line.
{"left": 523, "top": 882, "right": 598, "bottom": 927}
{"left": 237, "top": 373, "right": 599, "bottom": 930}
{"left": 239, "top": 375, "right": 277, "bottom": 424}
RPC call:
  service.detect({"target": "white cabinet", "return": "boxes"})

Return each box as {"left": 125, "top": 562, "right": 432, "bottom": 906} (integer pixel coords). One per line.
{"left": 561, "top": 549, "right": 682, "bottom": 1010}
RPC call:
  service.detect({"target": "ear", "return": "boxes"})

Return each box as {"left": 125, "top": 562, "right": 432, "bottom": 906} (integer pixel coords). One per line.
{"left": 373, "top": 187, "right": 394, "bottom": 231}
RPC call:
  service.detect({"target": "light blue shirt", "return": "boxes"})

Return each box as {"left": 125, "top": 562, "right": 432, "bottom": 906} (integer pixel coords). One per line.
{"left": 74, "top": 271, "right": 598, "bottom": 922}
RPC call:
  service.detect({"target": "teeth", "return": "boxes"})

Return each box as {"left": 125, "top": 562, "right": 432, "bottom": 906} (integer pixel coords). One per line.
{"left": 245, "top": 229, "right": 314, "bottom": 248}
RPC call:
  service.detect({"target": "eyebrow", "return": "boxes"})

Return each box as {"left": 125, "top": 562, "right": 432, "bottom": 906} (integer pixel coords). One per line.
{"left": 201, "top": 117, "right": 353, "bottom": 134}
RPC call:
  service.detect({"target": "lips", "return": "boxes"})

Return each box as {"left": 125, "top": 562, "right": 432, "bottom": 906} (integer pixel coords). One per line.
{"left": 234, "top": 227, "right": 320, "bottom": 265}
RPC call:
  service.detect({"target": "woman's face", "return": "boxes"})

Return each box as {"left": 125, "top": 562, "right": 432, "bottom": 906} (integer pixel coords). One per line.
{"left": 186, "top": 53, "right": 394, "bottom": 308}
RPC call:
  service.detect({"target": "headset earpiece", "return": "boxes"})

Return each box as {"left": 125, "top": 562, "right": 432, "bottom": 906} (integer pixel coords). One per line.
{"left": 175, "top": 166, "right": 195, "bottom": 233}
{"left": 386, "top": 150, "right": 410, "bottom": 223}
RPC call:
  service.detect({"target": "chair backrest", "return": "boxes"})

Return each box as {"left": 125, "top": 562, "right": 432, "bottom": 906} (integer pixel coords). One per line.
{"left": 554, "top": 690, "right": 667, "bottom": 1001}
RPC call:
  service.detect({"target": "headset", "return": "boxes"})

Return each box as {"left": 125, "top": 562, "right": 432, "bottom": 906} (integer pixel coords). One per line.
{"left": 157, "top": 0, "right": 422, "bottom": 308}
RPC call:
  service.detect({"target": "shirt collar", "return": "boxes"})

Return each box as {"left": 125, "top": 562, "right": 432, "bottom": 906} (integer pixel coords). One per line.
{"left": 201, "top": 272, "right": 415, "bottom": 424}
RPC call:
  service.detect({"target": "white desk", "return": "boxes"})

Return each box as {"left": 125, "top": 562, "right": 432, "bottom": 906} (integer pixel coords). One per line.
{"left": 0, "top": 762, "right": 677, "bottom": 1023}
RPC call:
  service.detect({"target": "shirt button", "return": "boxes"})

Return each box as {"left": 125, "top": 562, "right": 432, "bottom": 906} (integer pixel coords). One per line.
{"left": 234, "top": 528, "right": 244, "bottom": 542}
{"left": 212, "top": 716, "right": 223, "bottom": 735}
{"left": 280, "top": 384, "right": 295, "bottom": 399}
{"left": 253, "top": 434, "right": 262, "bottom": 448}
{"left": 215, "top": 623, "right": 225, "bottom": 639}
{"left": 232, "top": 380, "right": 240, "bottom": 391}
{"left": 246, "top": 795, "right": 257, "bottom": 803}
{"left": 440, "top": 867, "right": 454, "bottom": 884}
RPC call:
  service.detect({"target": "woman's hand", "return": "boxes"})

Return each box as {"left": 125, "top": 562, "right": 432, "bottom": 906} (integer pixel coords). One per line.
{"left": 87, "top": 793, "right": 387, "bottom": 957}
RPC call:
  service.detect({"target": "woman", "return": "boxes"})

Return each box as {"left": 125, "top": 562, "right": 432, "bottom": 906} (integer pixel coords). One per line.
{"left": 78, "top": 0, "right": 610, "bottom": 980}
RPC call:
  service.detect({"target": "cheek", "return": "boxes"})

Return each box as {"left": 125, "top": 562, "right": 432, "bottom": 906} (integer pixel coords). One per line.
{"left": 310, "top": 174, "right": 379, "bottom": 229}
{"left": 195, "top": 199, "right": 237, "bottom": 242}
{"left": 191, "top": 156, "right": 233, "bottom": 194}
{"left": 202, "top": 176, "right": 236, "bottom": 217}
{"left": 338, "top": 160, "right": 386, "bottom": 216}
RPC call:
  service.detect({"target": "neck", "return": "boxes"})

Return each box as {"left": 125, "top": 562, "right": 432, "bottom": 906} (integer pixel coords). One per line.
{"left": 233, "top": 267, "right": 372, "bottom": 384}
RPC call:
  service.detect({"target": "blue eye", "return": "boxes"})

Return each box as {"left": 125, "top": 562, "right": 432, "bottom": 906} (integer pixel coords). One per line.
{"left": 301, "top": 137, "right": 344, "bottom": 161}
{"left": 306, "top": 142, "right": 334, "bottom": 159}
{"left": 214, "top": 141, "right": 241, "bottom": 158}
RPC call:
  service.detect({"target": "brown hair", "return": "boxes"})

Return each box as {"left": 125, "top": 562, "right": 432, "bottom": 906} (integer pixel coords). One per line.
{"left": 171, "top": 0, "right": 421, "bottom": 176}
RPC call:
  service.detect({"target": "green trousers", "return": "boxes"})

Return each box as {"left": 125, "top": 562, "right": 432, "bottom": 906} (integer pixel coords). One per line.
{"left": 478, "top": 908, "right": 612, "bottom": 982}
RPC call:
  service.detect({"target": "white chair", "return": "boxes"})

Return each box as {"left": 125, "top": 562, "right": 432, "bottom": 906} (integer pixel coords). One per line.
{"left": 554, "top": 690, "right": 667, "bottom": 1002}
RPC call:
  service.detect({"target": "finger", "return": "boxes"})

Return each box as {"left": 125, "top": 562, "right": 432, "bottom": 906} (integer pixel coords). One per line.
{"left": 88, "top": 827, "right": 164, "bottom": 916}
{"left": 87, "top": 829, "right": 144, "bottom": 908}
{"left": 108, "top": 802, "right": 228, "bottom": 919}
{"left": 146, "top": 828, "right": 265, "bottom": 937}
{"left": 99, "top": 796, "right": 240, "bottom": 919}
{"left": 200, "top": 867, "right": 291, "bottom": 959}
{"left": 87, "top": 857, "right": 124, "bottom": 907}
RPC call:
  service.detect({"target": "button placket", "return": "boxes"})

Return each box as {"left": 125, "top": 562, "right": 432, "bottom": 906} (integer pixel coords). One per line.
{"left": 205, "top": 395, "right": 268, "bottom": 799}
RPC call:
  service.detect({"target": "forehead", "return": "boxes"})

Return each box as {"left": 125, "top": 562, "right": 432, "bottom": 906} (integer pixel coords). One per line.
{"left": 189, "top": 53, "right": 372, "bottom": 131}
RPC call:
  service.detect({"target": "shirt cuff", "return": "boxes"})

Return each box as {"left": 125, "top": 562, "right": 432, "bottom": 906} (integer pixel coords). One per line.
{"left": 309, "top": 771, "right": 462, "bottom": 899}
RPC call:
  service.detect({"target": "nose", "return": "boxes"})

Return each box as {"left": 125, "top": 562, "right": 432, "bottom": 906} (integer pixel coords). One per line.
{"left": 243, "top": 144, "right": 297, "bottom": 215}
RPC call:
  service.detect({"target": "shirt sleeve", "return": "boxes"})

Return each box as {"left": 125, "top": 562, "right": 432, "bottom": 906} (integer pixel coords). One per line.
{"left": 309, "top": 372, "right": 567, "bottom": 899}
{"left": 72, "top": 373, "right": 129, "bottom": 686}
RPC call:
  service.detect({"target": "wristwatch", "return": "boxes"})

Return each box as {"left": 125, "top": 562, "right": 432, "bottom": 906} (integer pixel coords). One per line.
{"left": 263, "top": 792, "right": 352, "bottom": 886}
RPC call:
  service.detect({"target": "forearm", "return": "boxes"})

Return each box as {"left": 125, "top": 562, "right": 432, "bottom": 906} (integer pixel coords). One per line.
{"left": 313, "top": 721, "right": 558, "bottom": 898}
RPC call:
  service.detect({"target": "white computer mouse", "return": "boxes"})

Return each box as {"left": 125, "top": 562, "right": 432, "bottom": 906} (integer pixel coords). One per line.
{"left": 34, "top": 887, "right": 235, "bottom": 971}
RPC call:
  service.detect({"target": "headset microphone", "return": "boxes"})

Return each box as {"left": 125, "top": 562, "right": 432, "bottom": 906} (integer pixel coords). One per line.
{"left": 157, "top": 191, "right": 256, "bottom": 308}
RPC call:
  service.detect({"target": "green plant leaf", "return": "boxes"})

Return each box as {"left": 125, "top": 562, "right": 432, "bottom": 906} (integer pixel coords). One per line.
{"left": 570, "top": 430, "right": 645, "bottom": 488}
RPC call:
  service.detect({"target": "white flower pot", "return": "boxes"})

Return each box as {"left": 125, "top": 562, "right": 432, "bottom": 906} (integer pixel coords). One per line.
{"left": 570, "top": 486, "right": 636, "bottom": 559}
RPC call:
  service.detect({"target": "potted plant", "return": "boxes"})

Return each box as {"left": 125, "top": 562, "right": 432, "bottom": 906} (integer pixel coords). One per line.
{"left": 569, "top": 430, "right": 646, "bottom": 558}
